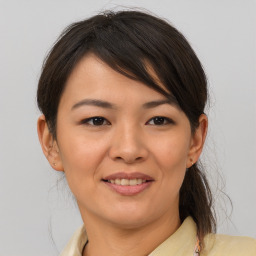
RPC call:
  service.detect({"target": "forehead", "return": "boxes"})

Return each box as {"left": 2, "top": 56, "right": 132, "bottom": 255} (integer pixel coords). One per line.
{"left": 59, "top": 54, "right": 177, "bottom": 109}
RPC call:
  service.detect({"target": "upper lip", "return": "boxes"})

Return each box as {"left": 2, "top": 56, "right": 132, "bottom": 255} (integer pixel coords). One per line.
{"left": 103, "top": 172, "right": 154, "bottom": 181}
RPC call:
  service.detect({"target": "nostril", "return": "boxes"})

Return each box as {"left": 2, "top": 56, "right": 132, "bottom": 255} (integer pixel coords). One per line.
{"left": 108, "top": 143, "right": 148, "bottom": 164}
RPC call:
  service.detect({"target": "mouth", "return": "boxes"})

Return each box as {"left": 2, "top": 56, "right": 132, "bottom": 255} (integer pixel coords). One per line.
{"left": 102, "top": 172, "right": 154, "bottom": 196}
{"left": 102, "top": 178, "right": 149, "bottom": 186}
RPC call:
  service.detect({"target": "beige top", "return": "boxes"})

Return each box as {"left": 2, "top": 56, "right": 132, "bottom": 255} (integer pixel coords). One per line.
{"left": 60, "top": 217, "right": 256, "bottom": 256}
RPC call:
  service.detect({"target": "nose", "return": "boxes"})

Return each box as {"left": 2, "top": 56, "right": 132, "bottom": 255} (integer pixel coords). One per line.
{"left": 108, "top": 124, "right": 149, "bottom": 164}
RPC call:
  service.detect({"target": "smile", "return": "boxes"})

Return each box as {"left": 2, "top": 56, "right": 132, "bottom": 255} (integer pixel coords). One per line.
{"left": 102, "top": 172, "right": 154, "bottom": 196}
{"left": 106, "top": 178, "right": 147, "bottom": 186}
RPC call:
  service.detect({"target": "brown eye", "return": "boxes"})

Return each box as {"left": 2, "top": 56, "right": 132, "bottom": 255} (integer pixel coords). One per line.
{"left": 146, "top": 116, "right": 174, "bottom": 125}
{"left": 81, "top": 117, "right": 110, "bottom": 126}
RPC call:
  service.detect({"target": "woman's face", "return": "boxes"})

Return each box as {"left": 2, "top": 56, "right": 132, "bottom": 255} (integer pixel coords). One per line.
{"left": 44, "top": 54, "right": 206, "bottom": 229}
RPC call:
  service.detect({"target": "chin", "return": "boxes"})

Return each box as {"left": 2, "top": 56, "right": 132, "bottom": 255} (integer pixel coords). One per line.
{"left": 110, "top": 216, "right": 151, "bottom": 230}
{"left": 103, "top": 206, "right": 157, "bottom": 230}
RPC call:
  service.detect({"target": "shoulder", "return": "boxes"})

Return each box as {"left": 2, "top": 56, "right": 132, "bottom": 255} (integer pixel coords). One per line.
{"left": 203, "top": 233, "right": 256, "bottom": 256}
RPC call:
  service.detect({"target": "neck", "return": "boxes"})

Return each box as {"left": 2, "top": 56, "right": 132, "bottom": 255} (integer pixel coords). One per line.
{"left": 82, "top": 211, "right": 181, "bottom": 256}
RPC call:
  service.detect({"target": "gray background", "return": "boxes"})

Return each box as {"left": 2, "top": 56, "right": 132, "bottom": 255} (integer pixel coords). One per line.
{"left": 0, "top": 0, "right": 255, "bottom": 255}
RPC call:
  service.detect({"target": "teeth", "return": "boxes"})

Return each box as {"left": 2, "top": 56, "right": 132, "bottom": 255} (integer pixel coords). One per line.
{"left": 121, "top": 179, "right": 129, "bottom": 185}
{"left": 108, "top": 178, "right": 147, "bottom": 186}
{"left": 137, "top": 178, "right": 142, "bottom": 185}
{"left": 115, "top": 179, "right": 121, "bottom": 185}
{"left": 129, "top": 179, "right": 137, "bottom": 186}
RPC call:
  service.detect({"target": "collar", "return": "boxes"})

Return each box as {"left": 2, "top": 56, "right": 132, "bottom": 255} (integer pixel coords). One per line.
{"left": 149, "top": 217, "right": 198, "bottom": 255}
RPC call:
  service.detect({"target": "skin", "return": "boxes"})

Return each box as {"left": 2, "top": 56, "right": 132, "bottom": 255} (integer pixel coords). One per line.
{"left": 38, "top": 54, "right": 208, "bottom": 256}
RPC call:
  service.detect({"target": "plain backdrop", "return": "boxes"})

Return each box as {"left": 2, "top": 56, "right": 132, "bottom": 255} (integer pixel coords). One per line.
{"left": 0, "top": 0, "right": 255, "bottom": 255}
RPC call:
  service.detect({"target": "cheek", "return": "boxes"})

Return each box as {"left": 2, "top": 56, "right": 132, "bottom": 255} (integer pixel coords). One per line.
{"left": 151, "top": 132, "right": 190, "bottom": 196}
{"left": 58, "top": 126, "right": 107, "bottom": 167}
{"left": 151, "top": 131, "right": 191, "bottom": 171}
{"left": 57, "top": 131, "right": 108, "bottom": 193}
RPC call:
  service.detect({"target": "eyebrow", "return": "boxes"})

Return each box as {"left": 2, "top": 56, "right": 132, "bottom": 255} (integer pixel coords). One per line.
{"left": 142, "top": 99, "right": 177, "bottom": 108}
{"left": 71, "top": 98, "right": 178, "bottom": 110}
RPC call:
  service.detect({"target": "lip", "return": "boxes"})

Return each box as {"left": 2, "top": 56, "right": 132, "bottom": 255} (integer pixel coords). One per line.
{"left": 103, "top": 172, "right": 154, "bottom": 181}
{"left": 102, "top": 172, "right": 154, "bottom": 196}
{"left": 104, "top": 182, "right": 152, "bottom": 196}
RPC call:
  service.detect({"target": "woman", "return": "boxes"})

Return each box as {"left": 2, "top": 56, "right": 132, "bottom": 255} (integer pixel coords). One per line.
{"left": 37, "top": 10, "right": 256, "bottom": 256}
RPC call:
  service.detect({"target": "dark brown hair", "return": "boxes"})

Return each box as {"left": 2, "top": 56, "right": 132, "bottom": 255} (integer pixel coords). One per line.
{"left": 37, "top": 10, "right": 216, "bottom": 241}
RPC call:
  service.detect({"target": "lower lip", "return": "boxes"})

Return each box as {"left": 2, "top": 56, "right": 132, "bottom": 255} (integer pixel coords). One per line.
{"left": 103, "top": 181, "right": 153, "bottom": 196}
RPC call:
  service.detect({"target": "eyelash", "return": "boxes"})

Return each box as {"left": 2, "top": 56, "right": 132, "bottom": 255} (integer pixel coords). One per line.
{"left": 80, "top": 116, "right": 175, "bottom": 126}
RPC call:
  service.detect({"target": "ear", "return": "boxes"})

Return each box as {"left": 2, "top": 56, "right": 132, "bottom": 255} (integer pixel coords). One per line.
{"left": 186, "top": 114, "right": 208, "bottom": 168}
{"left": 37, "top": 114, "right": 64, "bottom": 172}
